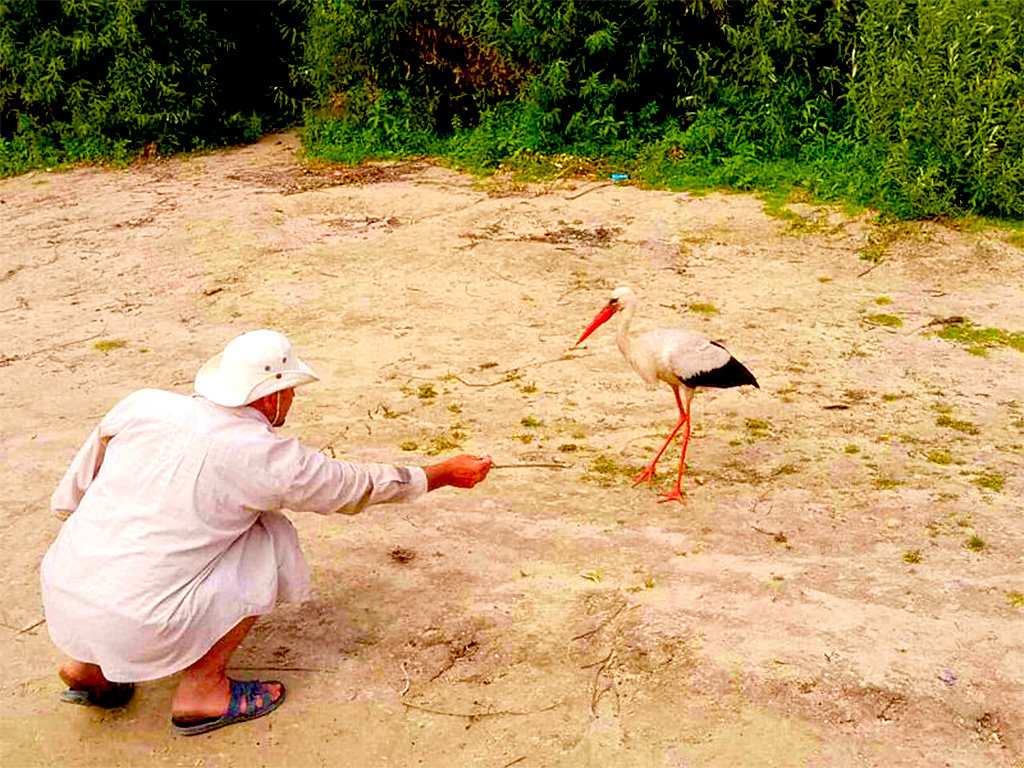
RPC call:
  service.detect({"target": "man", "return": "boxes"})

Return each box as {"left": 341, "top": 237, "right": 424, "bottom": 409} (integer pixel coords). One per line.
{"left": 40, "top": 329, "right": 492, "bottom": 735}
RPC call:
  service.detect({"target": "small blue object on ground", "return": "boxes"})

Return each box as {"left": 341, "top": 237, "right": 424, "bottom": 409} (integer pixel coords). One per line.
{"left": 611, "top": 173, "right": 630, "bottom": 180}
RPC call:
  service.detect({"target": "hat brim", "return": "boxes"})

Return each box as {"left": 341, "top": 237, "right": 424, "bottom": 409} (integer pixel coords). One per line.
{"left": 194, "top": 353, "right": 319, "bottom": 407}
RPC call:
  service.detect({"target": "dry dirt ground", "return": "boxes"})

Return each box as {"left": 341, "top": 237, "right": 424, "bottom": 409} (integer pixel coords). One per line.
{"left": 1, "top": 132, "right": 1022, "bottom": 768}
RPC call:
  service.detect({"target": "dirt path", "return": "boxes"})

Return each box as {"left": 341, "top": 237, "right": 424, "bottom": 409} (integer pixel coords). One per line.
{"left": 1, "top": 132, "right": 1022, "bottom": 767}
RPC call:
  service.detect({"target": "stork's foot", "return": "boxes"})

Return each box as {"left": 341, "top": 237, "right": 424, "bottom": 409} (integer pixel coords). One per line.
{"left": 631, "top": 465, "right": 658, "bottom": 486}
{"left": 657, "top": 486, "right": 687, "bottom": 503}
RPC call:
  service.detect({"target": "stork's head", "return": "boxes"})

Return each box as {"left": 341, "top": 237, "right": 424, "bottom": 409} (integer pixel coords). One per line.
{"left": 574, "top": 286, "right": 636, "bottom": 347}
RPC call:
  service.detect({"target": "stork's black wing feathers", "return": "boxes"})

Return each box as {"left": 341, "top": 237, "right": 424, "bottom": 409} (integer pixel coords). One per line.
{"left": 682, "top": 354, "right": 759, "bottom": 390}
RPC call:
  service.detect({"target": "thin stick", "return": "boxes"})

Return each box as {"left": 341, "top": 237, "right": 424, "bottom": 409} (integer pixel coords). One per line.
{"left": 401, "top": 700, "right": 561, "bottom": 719}
{"left": 857, "top": 259, "right": 885, "bottom": 278}
{"left": 571, "top": 602, "right": 627, "bottom": 642}
{"left": 16, "top": 618, "right": 46, "bottom": 635}
{"left": 3, "top": 328, "right": 106, "bottom": 366}
{"left": 491, "top": 462, "right": 570, "bottom": 469}
{"left": 564, "top": 181, "right": 612, "bottom": 200}
{"left": 227, "top": 665, "right": 334, "bottom": 672}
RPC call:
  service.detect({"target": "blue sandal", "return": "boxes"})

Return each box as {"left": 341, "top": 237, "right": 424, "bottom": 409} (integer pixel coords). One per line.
{"left": 171, "top": 678, "right": 286, "bottom": 736}
{"left": 60, "top": 682, "right": 135, "bottom": 708}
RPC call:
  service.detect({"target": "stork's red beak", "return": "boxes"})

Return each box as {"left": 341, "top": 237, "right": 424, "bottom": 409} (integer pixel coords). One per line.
{"left": 574, "top": 303, "right": 617, "bottom": 347}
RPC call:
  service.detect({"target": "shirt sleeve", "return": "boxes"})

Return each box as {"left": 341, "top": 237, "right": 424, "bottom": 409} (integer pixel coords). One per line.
{"left": 252, "top": 434, "right": 428, "bottom": 515}
{"left": 50, "top": 425, "right": 109, "bottom": 520}
{"left": 49, "top": 390, "right": 159, "bottom": 520}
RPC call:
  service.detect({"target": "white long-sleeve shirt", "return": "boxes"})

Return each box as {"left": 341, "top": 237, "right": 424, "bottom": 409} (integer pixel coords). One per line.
{"left": 41, "top": 389, "right": 426, "bottom": 681}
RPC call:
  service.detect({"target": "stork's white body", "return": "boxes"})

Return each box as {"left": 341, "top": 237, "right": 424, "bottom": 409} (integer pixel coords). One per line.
{"left": 617, "top": 327, "right": 732, "bottom": 390}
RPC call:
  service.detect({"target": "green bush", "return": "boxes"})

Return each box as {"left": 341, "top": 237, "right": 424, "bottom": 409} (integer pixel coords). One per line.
{"left": 0, "top": 0, "right": 302, "bottom": 174}
{"left": 3, "top": 0, "right": 1021, "bottom": 220}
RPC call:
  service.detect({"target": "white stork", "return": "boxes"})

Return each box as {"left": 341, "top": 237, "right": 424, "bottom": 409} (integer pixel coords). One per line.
{"left": 574, "top": 286, "right": 759, "bottom": 502}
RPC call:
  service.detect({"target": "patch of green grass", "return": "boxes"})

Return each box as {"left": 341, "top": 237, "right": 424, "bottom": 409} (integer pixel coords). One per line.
{"left": 866, "top": 313, "right": 902, "bottom": 328}
{"left": 873, "top": 477, "right": 903, "bottom": 489}
{"left": 844, "top": 444, "right": 860, "bottom": 454}
{"left": 520, "top": 415, "right": 541, "bottom": 428}
{"left": 590, "top": 455, "right": 620, "bottom": 474}
{"left": 1008, "top": 232, "right": 1024, "bottom": 249}
{"left": 933, "top": 320, "right": 1024, "bottom": 354}
{"left": 775, "top": 463, "right": 797, "bottom": 475}
{"left": 588, "top": 455, "right": 636, "bottom": 480}
{"left": 874, "top": 296, "right": 892, "bottom": 306}
{"left": 902, "top": 550, "right": 922, "bottom": 564}
{"left": 936, "top": 414, "right": 979, "bottom": 434}
{"left": 926, "top": 449, "right": 952, "bottom": 465}
{"left": 416, "top": 383, "right": 437, "bottom": 400}
{"left": 399, "top": 440, "right": 419, "bottom": 451}
{"left": 513, "top": 433, "right": 534, "bottom": 443}
{"left": 1006, "top": 591, "right": 1024, "bottom": 609}
{"left": 688, "top": 302, "right": 718, "bottom": 317}
{"left": 882, "top": 393, "right": 900, "bottom": 402}
{"left": 425, "top": 430, "right": 464, "bottom": 455}
{"left": 973, "top": 472, "right": 1004, "bottom": 492}
{"left": 966, "top": 535, "right": 985, "bottom": 551}
{"left": 745, "top": 418, "right": 771, "bottom": 435}
{"left": 558, "top": 443, "right": 579, "bottom": 452}
{"left": 93, "top": 339, "right": 128, "bottom": 352}
{"left": 859, "top": 244, "right": 886, "bottom": 263}
{"left": 518, "top": 380, "right": 538, "bottom": 394}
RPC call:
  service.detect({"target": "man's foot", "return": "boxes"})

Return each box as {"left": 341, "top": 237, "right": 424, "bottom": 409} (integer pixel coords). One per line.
{"left": 59, "top": 660, "right": 135, "bottom": 708}
{"left": 171, "top": 679, "right": 286, "bottom": 736}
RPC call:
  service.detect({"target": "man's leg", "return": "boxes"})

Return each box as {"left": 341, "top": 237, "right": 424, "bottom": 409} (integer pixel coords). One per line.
{"left": 60, "top": 659, "right": 116, "bottom": 692}
{"left": 170, "top": 616, "right": 282, "bottom": 720}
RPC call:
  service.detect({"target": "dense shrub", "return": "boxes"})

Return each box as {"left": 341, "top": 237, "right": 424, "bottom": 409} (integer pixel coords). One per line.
{"left": 0, "top": 0, "right": 301, "bottom": 173}
{"left": 2, "top": 0, "right": 1021, "bottom": 219}
{"left": 298, "top": 0, "right": 1023, "bottom": 219}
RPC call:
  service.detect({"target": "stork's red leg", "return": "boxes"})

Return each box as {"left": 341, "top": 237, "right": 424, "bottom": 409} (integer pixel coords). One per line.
{"left": 632, "top": 385, "right": 687, "bottom": 487}
{"left": 659, "top": 390, "right": 693, "bottom": 503}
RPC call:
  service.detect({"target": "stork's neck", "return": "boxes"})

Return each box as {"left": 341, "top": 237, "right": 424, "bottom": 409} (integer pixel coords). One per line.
{"left": 614, "top": 299, "right": 637, "bottom": 359}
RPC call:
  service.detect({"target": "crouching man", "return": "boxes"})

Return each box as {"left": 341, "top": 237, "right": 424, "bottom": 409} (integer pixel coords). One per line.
{"left": 41, "top": 329, "right": 491, "bottom": 735}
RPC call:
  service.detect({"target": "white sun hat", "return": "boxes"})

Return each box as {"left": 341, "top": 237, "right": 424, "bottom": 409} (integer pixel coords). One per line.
{"left": 194, "top": 329, "right": 319, "bottom": 407}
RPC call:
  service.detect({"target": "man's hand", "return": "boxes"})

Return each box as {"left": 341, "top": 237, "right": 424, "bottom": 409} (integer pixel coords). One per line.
{"left": 424, "top": 454, "right": 492, "bottom": 491}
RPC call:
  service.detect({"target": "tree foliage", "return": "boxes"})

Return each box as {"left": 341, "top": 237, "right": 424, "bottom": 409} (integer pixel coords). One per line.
{"left": 0, "top": 0, "right": 301, "bottom": 171}
{"left": 2, "top": 0, "right": 1021, "bottom": 219}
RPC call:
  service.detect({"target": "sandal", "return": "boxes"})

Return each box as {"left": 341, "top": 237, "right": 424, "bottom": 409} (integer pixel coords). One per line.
{"left": 60, "top": 682, "right": 135, "bottom": 709}
{"left": 171, "top": 678, "right": 286, "bottom": 736}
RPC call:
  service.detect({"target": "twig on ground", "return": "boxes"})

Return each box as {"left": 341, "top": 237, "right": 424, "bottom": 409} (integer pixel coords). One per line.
{"left": 484, "top": 265, "right": 526, "bottom": 286}
{"left": 228, "top": 665, "right": 334, "bottom": 672}
{"left": 401, "top": 700, "right": 562, "bottom": 721}
{"left": 857, "top": 259, "right": 885, "bottom": 278}
{"left": 400, "top": 662, "right": 410, "bottom": 696}
{"left": 571, "top": 602, "right": 627, "bottom": 643}
{"left": 752, "top": 525, "right": 786, "bottom": 542}
{"left": 320, "top": 425, "right": 350, "bottom": 453}
{"left": 564, "top": 181, "right": 612, "bottom": 200}
{"left": 446, "top": 373, "right": 515, "bottom": 388}
{"left": 584, "top": 649, "right": 619, "bottom": 716}
{"left": 1, "top": 327, "right": 106, "bottom": 367}
{"left": 16, "top": 618, "right": 46, "bottom": 635}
